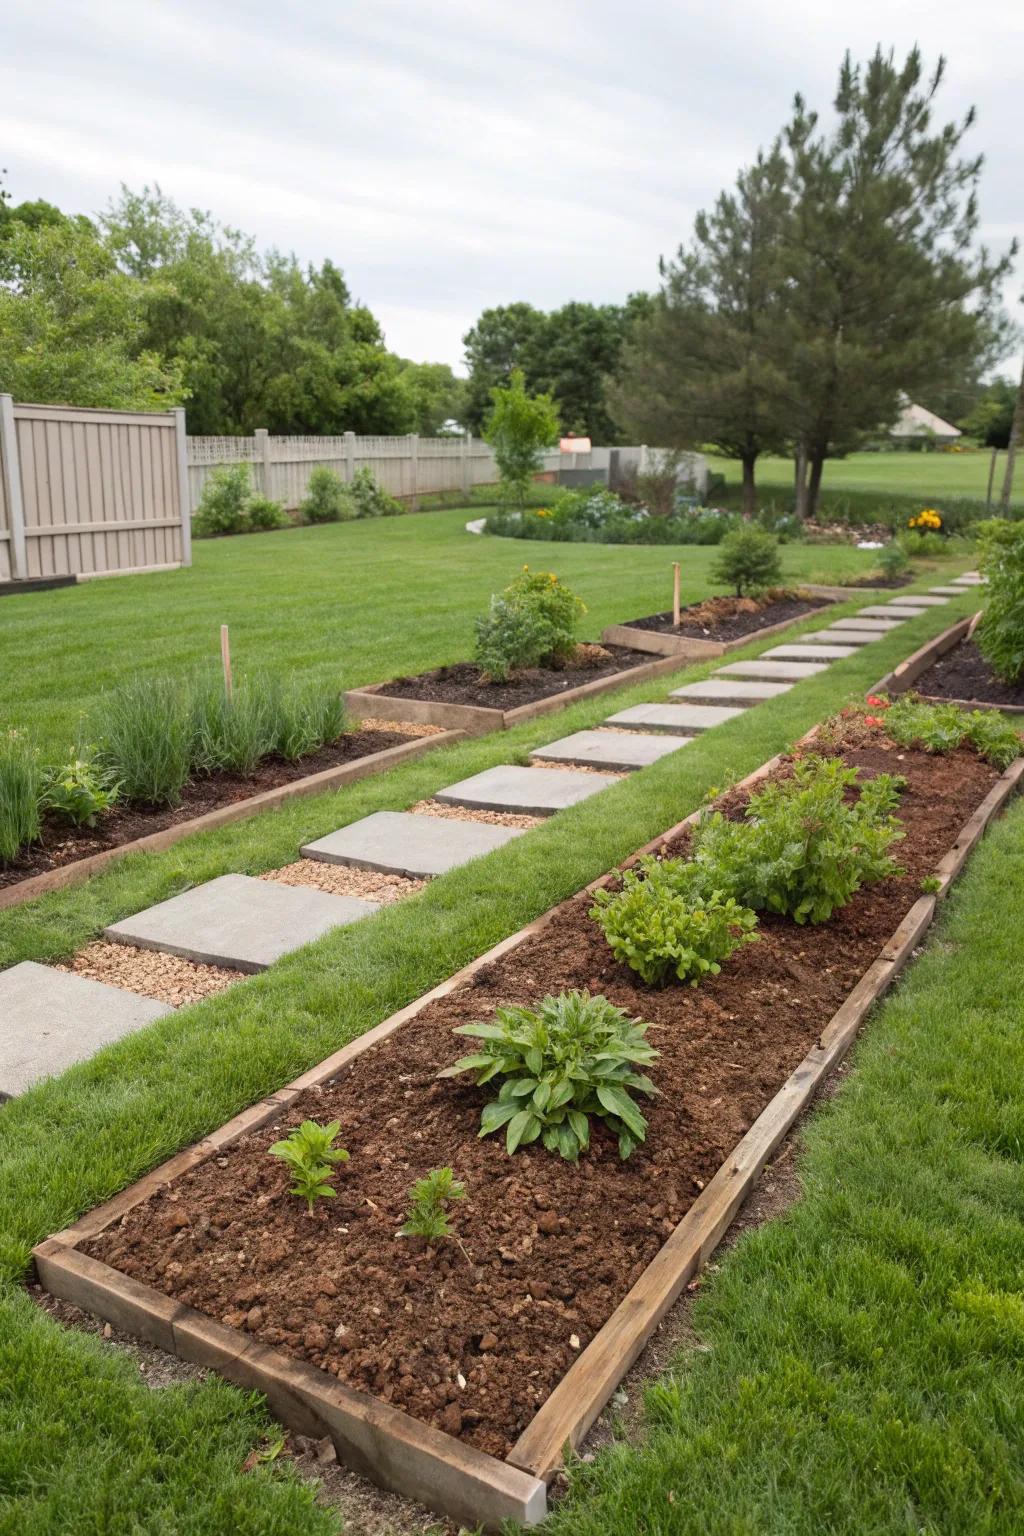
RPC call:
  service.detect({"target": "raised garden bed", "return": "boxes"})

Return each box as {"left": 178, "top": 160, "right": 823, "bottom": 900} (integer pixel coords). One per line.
{"left": 875, "top": 615, "right": 1024, "bottom": 716}
{"left": 0, "top": 728, "right": 462, "bottom": 912}
{"left": 34, "top": 718, "right": 1024, "bottom": 1529}
{"left": 347, "top": 646, "right": 698, "bottom": 734}
{"left": 601, "top": 593, "right": 834, "bottom": 659}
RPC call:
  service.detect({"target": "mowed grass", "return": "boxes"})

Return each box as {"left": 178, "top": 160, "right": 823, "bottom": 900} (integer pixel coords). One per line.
{"left": 0, "top": 594, "right": 990, "bottom": 1534}
{"left": 3, "top": 506, "right": 896, "bottom": 756}
{"left": 705, "top": 447, "right": 1017, "bottom": 505}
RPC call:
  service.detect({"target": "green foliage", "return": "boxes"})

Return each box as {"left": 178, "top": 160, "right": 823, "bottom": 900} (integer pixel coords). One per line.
{"left": 440, "top": 991, "right": 659, "bottom": 1162}
{"left": 190, "top": 674, "right": 279, "bottom": 777}
{"left": 246, "top": 494, "right": 289, "bottom": 531}
{"left": 0, "top": 730, "right": 41, "bottom": 864}
{"left": 960, "top": 376, "right": 1017, "bottom": 449}
{"left": 300, "top": 466, "right": 353, "bottom": 524}
{"left": 399, "top": 1167, "right": 467, "bottom": 1245}
{"left": 272, "top": 680, "right": 348, "bottom": 761}
{"left": 897, "top": 529, "right": 946, "bottom": 558}
{"left": 591, "top": 858, "right": 758, "bottom": 985}
{"left": 877, "top": 542, "right": 910, "bottom": 580}
{"left": 975, "top": 518, "right": 1024, "bottom": 684}
{"left": 692, "top": 755, "right": 906, "bottom": 924}
{"left": 193, "top": 465, "right": 255, "bottom": 538}
{"left": 93, "top": 676, "right": 193, "bottom": 807}
{"left": 485, "top": 490, "right": 742, "bottom": 547}
{"left": 349, "top": 466, "right": 402, "bottom": 518}
{"left": 484, "top": 369, "right": 560, "bottom": 508}
{"left": 473, "top": 568, "right": 586, "bottom": 682}
{"left": 267, "top": 1119, "right": 349, "bottom": 1215}
{"left": 39, "top": 754, "right": 119, "bottom": 828}
{"left": 712, "top": 527, "right": 783, "bottom": 595}
{"left": 884, "top": 694, "right": 1023, "bottom": 770}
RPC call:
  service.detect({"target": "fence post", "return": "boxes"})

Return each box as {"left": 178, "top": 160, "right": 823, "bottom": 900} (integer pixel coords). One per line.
{"left": 344, "top": 431, "right": 355, "bottom": 483}
{"left": 172, "top": 407, "right": 192, "bottom": 568}
{"left": 255, "top": 428, "right": 272, "bottom": 497}
{"left": 409, "top": 433, "right": 419, "bottom": 510}
{"left": 0, "top": 393, "right": 27, "bottom": 580}
{"left": 461, "top": 433, "right": 471, "bottom": 496}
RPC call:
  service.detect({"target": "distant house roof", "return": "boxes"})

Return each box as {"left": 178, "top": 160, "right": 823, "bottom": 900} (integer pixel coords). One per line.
{"left": 890, "top": 401, "right": 962, "bottom": 440}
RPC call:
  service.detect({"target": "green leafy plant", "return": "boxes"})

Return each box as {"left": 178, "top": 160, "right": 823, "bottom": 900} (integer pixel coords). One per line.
{"left": 190, "top": 673, "right": 279, "bottom": 777}
{"left": 93, "top": 676, "right": 193, "bottom": 807}
{"left": 484, "top": 368, "right": 560, "bottom": 508}
{"left": 349, "top": 466, "right": 402, "bottom": 518}
{"left": 0, "top": 728, "right": 41, "bottom": 864}
{"left": 300, "top": 466, "right": 353, "bottom": 524}
{"left": 440, "top": 990, "right": 659, "bottom": 1162}
{"left": 591, "top": 859, "right": 758, "bottom": 986}
{"left": 691, "top": 755, "right": 906, "bottom": 924}
{"left": 877, "top": 542, "right": 910, "bottom": 581}
{"left": 897, "top": 529, "right": 946, "bottom": 558}
{"left": 268, "top": 1119, "right": 350, "bottom": 1214}
{"left": 884, "top": 693, "right": 1023, "bottom": 770}
{"left": 473, "top": 567, "right": 586, "bottom": 682}
{"left": 399, "top": 1167, "right": 468, "bottom": 1253}
{"left": 975, "top": 518, "right": 1024, "bottom": 684}
{"left": 273, "top": 679, "right": 348, "bottom": 761}
{"left": 246, "top": 493, "right": 289, "bottom": 531}
{"left": 192, "top": 464, "right": 254, "bottom": 537}
{"left": 40, "top": 753, "right": 119, "bottom": 827}
{"left": 711, "top": 527, "right": 783, "bottom": 596}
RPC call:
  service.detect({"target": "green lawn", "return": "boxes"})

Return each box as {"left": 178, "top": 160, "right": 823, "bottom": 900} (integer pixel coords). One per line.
{"left": 705, "top": 447, "right": 1015, "bottom": 506}
{"left": 3, "top": 506, "right": 920, "bottom": 757}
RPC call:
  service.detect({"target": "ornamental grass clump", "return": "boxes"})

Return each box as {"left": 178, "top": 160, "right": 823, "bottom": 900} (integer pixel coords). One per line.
{"left": 591, "top": 859, "right": 758, "bottom": 986}
{"left": 268, "top": 1119, "right": 349, "bottom": 1215}
{"left": 0, "top": 729, "right": 41, "bottom": 864}
{"left": 440, "top": 990, "right": 658, "bottom": 1161}
{"left": 94, "top": 675, "right": 193, "bottom": 807}
{"left": 190, "top": 672, "right": 279, "bottom": 777}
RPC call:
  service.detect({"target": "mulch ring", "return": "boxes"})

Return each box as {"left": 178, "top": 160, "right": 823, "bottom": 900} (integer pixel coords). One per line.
{"left": 0, "top": 729, "right": 418, "bottom": 891}
{"left": 375, "top": 645, "right": 650, "bottom": 710}
{"left": 621, "top": 591, "right": 827, "bottom": 640}
{"left": 81, "top": 732, "right": 999, "bottom": 1461}
{"left": 909, "top": 636, "right": 1024, "bottom": 709}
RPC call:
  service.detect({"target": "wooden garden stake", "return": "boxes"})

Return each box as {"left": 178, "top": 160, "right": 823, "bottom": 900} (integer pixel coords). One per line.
{"left": 220, "top": 624, "right": 233, "bottom": 699}
{"left": 672, "top": 562, "right": 681, "bottom": 627}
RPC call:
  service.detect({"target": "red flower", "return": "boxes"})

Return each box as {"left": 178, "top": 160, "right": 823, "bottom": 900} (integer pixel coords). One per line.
{"left": 865, "top": 714, "right": 884, "bottom": 727}
{"left": 865, "top": 694, "right": 889, "bottom": 708}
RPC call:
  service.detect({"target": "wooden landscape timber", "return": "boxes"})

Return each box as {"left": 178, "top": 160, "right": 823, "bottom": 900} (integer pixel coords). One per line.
{"left": 873, "top": 614, "right": 1024, "bottom": 715}
{"left": 600, "top": 599, "right": 835, "bottom": 659}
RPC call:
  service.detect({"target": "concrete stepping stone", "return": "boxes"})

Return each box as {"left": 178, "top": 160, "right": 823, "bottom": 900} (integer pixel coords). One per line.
{"left": 302, "top": 810, "right": 524, "bottom": 878}
{"left": 0, "top": 962, "right": 173, "bottom": 1098}
{"left": 434, "top": 764, "right": 618, "bottom": 816}
{"left": 719, "top": 659, "right": 829, "bottom": 681}
{"left": 603, "top": 702, "right": 746, "bottom": 734}
{"left": 669, "top": 678, "right": 794, "bottom": 705}
{"left": 929, "top": 585, "right": 973, "bottom": 596}
{"left": 764, "top": 643, "right": 858, "bottom": 661}
{"left": 858, "top": 605, "right": 931, "bottom": 618}
{"left": 953, "top": 572, "right": 983, "bottom": 584}
{"left": 831, "top": 616, "right": 903, "bottom": 631}
{"left": 884, "top": 595, "right": 948, "bottom": 608}
{"left": 105, "top": 873, "right": 379, "bottom": 973}
{"left": 530, "top": 729, "right": 692, "bottom": 771}
{"left": 800, "top": 628, "right": 878, "bottom": 646}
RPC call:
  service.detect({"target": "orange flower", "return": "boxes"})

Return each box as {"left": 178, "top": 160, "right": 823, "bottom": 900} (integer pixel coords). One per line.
{"left": 865, "top": 715, "right": 884, "bottom": 727}
{"left": 865, "top": 694, "right": 889, "bottom": 708}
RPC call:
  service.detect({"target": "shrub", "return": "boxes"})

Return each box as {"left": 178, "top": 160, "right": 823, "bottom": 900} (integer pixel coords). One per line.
{"left": 192, "top": 465, "right": 253, "bottom": 537}
{"left": 692, "top": 755, "right": 906, "bottom": 924}
{"left": 246, "top": 494, "right": 289, "bottom": 531}
{"left": 93, "top": 675, "right": 193, "bottom": 807}
{"left": 975, "top": 518, "right": 1024, "bottom": 684}
{"left": 484, "top": 368, "right": 560, "bottom": 507}
{"left": 350, "top": 466, "right": 402, "bottom": 518}
{"left": 877, "top": 542, "right": 910, "bottom": 581}
{"left": 590, "top": 860, "right": 758, "bottom": 986}
{"left": 40, "top": 754, "right": 119, "bottom": 827}
{"left": 884, "top": 694, "right": 1023, "bottom": 769}
{"left": 300, "top": 466, "right": 353, "bottom": 524}
{"left": 0, "top": 729, "right": 41, "bottom": 864}
{"left": 711, "top": 527, "right": 783, "bottom": 596}
{"left": 441, "top": 990, "right": 658, "bottom": 1161}
{"left": 268, "top": 1119, "right": 349, "bottom": 1215}
{"left": 399, "top": 1168, "right": 467, "bottom": 1249}
{"left": 473, "top": 567, "right": 585, "bottom": 682}
{"left": 897, "top": 529, "right": 946, "bottom": 558}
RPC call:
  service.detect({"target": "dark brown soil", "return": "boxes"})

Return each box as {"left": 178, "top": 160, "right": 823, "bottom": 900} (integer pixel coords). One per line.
{"left": 840, "top": 574, "right": 914, "bottom": 590}
{"left": 913, "top": 636, "right": 1024, "bottom": 709}
{"left": 376, "top": 645, "right": 650, "bottom": 710}
{"left": 622, "top": 592, "right": 828, "bottom": 640}
{"left": 82, "top": 731, "right": 1000, "bottom": 1459}
{"left": 0, "top": 730, "right": 412, "bottom": 891}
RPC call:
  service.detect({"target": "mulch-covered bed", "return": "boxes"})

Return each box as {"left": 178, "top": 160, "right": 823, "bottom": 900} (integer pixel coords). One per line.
{"left": 82, "top": 724, "right": 1003, "bottom": 1459}
{"left": 621, "top": 592, "right": 826, "bottom": 641}
{"left": 0, "top": 729, "right": 415, "bottom": 891}
{"left": 376, "top": 644, "right": 650, "bottom": 710}
{"left": 911, "top": 636, "right": 1024, "bottom": 710}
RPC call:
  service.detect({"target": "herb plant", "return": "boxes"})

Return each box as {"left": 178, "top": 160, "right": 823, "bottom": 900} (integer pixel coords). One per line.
{"left": 0, "top": 729, "right": 41, "bottom": 864}
{"left": 93, "top": 675, "right": 193, "bottom": 807}
{"left": 877, "top": 542, "right": 909, "bottom": 581}
{"left": 40, "top": 754, "right": 119, "bottom": 827}
{"left": 399, "top": 1167, "right": 467, "bottom": 1252}
{"left": 440, "top": 990, "right": 658, "bottom": 1161}
{"left": 975, "top": 518, "right": 1024, "bottom": 684}
{"left": 884, "top": 694, "right": 1022, "bottom": 770}
{"left": 268, "top": 1119, "right": 350, "bottom": 1214}
{"left": 591, "top": 859, "right": 758, "bottom": 985}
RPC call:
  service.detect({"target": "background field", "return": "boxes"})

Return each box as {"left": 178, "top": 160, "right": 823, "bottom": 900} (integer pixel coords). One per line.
{"left": 705, "top": 447, "right": 1016, "bottom": 505}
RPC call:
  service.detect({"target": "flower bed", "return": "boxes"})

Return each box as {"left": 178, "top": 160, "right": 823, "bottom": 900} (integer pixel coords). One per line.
{"left": 34, "top": 707, "right": 1024, "bottom": 1528}
{"left": 601, "top": 591, "right": 834, "bottom": 658}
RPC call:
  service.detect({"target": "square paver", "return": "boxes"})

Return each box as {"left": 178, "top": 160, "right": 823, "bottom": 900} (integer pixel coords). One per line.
{"left": 829, "top": 617, "right": 903, "bottom": 631}
{"left": 953, "top": 572, "right": 983, "bottom": 584}
{"left": 0, "top": 962, "right": 173, "bottom": 1098}
{"left": 763, "top": 643, "right": 858, "bottom": 661}
{"left": 884, "top": 595, "right": 948, "bottom": 608}
{"left": 669, "top": 678, "right": 794, "bottom": 705}
{"left": 105, "top": 873, "right": 379, "bottom": 973}
{"left": 929, "top": 586, "right": 973, "bottom": 596}
{"left": 434, "top": 764, "right": 618, "bottom": 816}
{"left": 858, "top": 605, "right": 931, "bottom": 619}
{"left": 302, "top": 810, "right": 524, "bottom": 878}
{"left": 801, "top": 628, "right": 877, "bottom": 645}
{"left": 603, "top": 702, "right": 746, "bottom": 734}
{"left": 719, "top": 659, "right": 829, "bottom": 681}
{"left": 531, "top": 729, "right": 692, "bottom": 771}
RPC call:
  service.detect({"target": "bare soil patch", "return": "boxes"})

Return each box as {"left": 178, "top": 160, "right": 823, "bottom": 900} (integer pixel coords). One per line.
{"left": 622, "top": 591, "right": 824, "bottom": 641}
{"left": 376, "top": 644, "right": 650, "bottom": 711}
{"left": 911, "top": 635, "right": 1024, "bottom": 709}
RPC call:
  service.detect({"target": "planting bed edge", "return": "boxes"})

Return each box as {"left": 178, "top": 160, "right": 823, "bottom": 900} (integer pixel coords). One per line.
{"left": 872, "top": 614, "right": 1024, "bottom": 716}
{"left": 600, "top": 599, "right": 835, "bottom": 659}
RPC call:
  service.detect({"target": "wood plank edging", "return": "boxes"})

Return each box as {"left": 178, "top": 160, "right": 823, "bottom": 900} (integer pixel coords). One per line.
{"left": 600, "top": 601, "right": 836, "bottom": 659}
{"left": 871, "top": 615, "right": 1024, "bottom": 716}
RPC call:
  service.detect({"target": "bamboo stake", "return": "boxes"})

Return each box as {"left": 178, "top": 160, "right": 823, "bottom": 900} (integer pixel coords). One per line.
{"left": 672, "top": 562, "right": 681, "bottom": 627}
{"left": 220, "top": 624, "right": 233, "bottom": 699}
{"left": 986, "top": 446, "right": 997, "bottom": 511}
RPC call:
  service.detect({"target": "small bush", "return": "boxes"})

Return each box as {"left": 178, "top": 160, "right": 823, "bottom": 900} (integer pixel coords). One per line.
{"left": 884, "top": 694, "right": 1023, "bottom": 769}
{"left": 192, "top": 465, "right": 253, "bottom": 538}
{"left": 94, "top": 676, "right": 193, "bottom": 807}
{"left": 440, "top": 990, "right": 658, "bottom": 1161}
{"left": 0, "top": 729, "right": 41, "bottom": 863}
{"left": 711, "top": 527, "right": 783, "bottom": 596}
{"left": 40, "top": 753, "right": 119, "bottom": 827}
{"left": 473, "top": 567, "right": 585, "bottom": 682}
{"left": 350, "top": 466, "right": 402, "bottom": 518}
{"left": 247, "top": 494, "right": 289, "bottom": 531}
{"left": 897, "top": 530, "right": 946, "bottom": 559}
{"left": 975, "top": 518, "right": 1024, "bottom": 684}
{"left": 877, "top": 542, "right": 910, "bottom": 581}
{"left": 268, "top": 1119, "right": 349, "bottom": 1215}
{"left": 591, "top": 859, "right": 758, "bottom": 986}
{"left": 300, "top": 466, "right": 353, "bottom": 524}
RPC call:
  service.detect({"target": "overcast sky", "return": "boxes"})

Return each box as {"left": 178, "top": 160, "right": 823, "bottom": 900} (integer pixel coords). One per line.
{"left": 3, "top": 0, "right": 1021, "bottom": 374}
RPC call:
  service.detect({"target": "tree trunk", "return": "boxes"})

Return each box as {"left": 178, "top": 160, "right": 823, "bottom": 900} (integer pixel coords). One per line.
{"left": 740, "top": 452, "right": 757, "bottom": 518}
{"left": 794, "top": 443, "right": 809, "bottom": 519}
{"left": 998, "top": 358, "right": 1024, "bottom": 513}
{"left": 986, "top": 445, "right": 998, "bottom": 511}
{"left": 806, "top": 453, "right": 826, "bottom": 519}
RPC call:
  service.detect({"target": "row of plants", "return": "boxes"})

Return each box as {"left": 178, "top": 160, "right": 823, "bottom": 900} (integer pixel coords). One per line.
{"left": 0, "top": 672, "right": 348, "bottom": 864}
{"left": 193, "top": 464, "right": 402, "bottom": 539}
{"left": 974, "top": 517, "right": 1024, "bottom": 684}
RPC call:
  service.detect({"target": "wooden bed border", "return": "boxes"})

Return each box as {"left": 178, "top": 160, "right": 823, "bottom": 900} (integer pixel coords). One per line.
{"left": 599, "top": 600, "right": 835, "bottom": 659}
{"left": 872, "top": 613, "right": 1024, "bottom": 715}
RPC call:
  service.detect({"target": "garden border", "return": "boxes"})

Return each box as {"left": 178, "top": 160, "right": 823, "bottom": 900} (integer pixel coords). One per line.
{"left": 872, "top": 613, "right": 1024, "bottom": 716}
{"left": 0, "top": 730, "right": 465, "bottom": 914}
{"left": 31, "top": 728, "right": 1024, "bottom": 1528}
{"left": 599, "top": 599, "right": 835, "bottom": 659}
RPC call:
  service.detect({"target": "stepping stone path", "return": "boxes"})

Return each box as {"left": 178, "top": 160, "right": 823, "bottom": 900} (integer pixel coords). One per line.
{"left": 885, "top": 594, "right": 949, "bottom": 608}
{"left": 802, "top": 628, "right": 879, "bottom": 646}
{"left": 604, "top": 702, "right": 746, "bottom": 734}
{"left": 929, "top": 586, "right": 973, "bottom": 596}
{"left": 302, "top": 810, "right": 524, "bottom": 878}
{"left": 529, "top": 729, "right": 690, "bottom": 772}
{"left": 952, "top": 572, "right": 984, "bottom": 585}
{"left": 0, "top": 962, "right": 173, "bottom": 1098}
{"left": 858, "top": 604, "right": 935, "bottom": 619}
{"left": 105, "top": 873, "right": 379, "bottom": 973}
{"left": 764, "top": 643, "right": 859, "bottom": 661}
{"left": 434, "top": 764, "right": 619, "bottom": 816}
{"left": 670, "top": 678, "right": 794, "bottom": 704}
{"left": 720, "top": 659, "right": 830, "bottom": 681}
